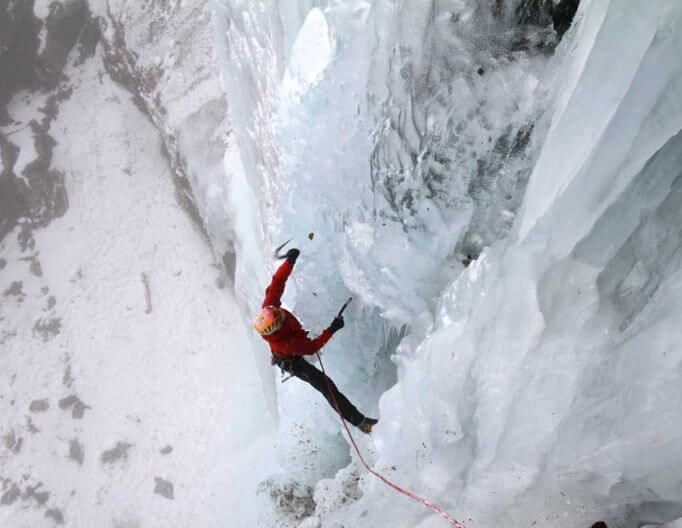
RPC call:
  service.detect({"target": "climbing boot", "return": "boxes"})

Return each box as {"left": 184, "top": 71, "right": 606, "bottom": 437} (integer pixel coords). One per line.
{"left": 358, "top": 417, "right": 378, "bottom": 434}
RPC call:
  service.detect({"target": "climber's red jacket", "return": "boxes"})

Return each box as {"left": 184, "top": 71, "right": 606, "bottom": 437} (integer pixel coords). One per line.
{"left": 260, "top": 259, "right": 332, "bottom": 358}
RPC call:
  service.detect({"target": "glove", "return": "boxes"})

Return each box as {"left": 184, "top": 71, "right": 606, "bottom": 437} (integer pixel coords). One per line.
{"left": 286, "top": 248, "right": 300, "bottom": 264}
{"left": 328, "top": 315, "right": 344, "bottom": 334}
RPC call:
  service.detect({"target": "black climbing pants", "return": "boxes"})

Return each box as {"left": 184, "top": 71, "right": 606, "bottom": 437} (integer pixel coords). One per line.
{"left": 274, "top": 355, "right": 366, "bottom": 426}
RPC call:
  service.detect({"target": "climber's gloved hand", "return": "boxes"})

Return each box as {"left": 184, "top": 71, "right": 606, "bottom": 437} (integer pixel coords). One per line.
{"left": 328, "top": 315, "right": 344, "bottom": 334}
{"left": 286, "top": 248, "right": 300, "bottom": 264}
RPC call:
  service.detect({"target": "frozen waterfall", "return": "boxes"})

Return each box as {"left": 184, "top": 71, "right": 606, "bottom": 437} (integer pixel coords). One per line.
{"left": 211, "top": 0, "right": 682, "bottom": 527}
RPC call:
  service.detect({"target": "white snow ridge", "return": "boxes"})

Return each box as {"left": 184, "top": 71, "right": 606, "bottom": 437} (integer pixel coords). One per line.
{"left": 2, "top": 0, "right": 681, "bottom": 527}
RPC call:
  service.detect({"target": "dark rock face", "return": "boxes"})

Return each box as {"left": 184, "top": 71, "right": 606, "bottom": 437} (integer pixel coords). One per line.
{"left": 0, "top": 0, "right": 99, "bottom": 247}
{"left": 0, "top": 1, "right": 103, "bottom": 247}
{"left": 2, "top": 0, "right": 212, "bottom": 250}
{"left": 23, "top": 483, "right": 51, "bottom": 506}
{"left": 58, "top": 394, "right": 90, "bottom": 418}
{"left": 0, "top": 1, "right": 41, "bottom": 124}
{"left": 29, "top": 399, "right": 50, "bottom": 412}
{"left": 2, "top": 117, "right": 70, "bottom": 250}
{"left": 32, "top": 318, "right": 63, "bottom": 341}
{"left": 3, "top": 431, "right": 24, "bottom": 454}
{"left": 3, "top": 281, "right": 24, "bottom": 298}
{"left": 100, "top": 441, "right": 133, "bottom": 464}
{"left": 39, "top": 1, "right": 90, "bottom": 87}
{"left": 0, "top": 134, "right": 28, "bottom": 243}
{"left": 45, "top": 507, "right": 64, "bottom": 525}
{"left": 510, "top": 0, "right": 580, "bottom": 40}
{"left": 153, "top": 477, "right": 174, "bottom": 500}
{"left": 68, "top": 438, "right": 84, "bottom": 465}
{"left": 0, "top": 0, "right": 92, "bottom": 107}
{"left": 1, "top": 484, "right": 21, "bottom": 505}
{"left": 550, "top": 0, "right": 581, "bottom": 38}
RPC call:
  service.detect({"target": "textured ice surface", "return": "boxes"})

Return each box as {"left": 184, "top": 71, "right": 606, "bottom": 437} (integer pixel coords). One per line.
{"left": 212, "top": 0, "right": 682, "bottom": 527}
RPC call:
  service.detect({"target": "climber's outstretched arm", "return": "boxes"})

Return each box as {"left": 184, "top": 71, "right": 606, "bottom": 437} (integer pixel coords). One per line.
{"left": 262, "top": 249, "right": 299, "bottom": 308}
{"left": 308, "top": 312, "right": 344, "bottom": 353}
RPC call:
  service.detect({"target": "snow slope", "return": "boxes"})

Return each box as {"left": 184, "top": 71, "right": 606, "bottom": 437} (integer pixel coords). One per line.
{"left": 1, "top": 1, "right": 273, "bottom": 526}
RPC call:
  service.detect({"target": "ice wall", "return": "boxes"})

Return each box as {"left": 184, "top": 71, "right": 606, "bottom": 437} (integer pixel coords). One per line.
{"left": 211, "top": 0, "right": 682, "bottom": 526}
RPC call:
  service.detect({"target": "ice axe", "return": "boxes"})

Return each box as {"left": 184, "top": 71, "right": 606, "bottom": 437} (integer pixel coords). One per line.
{"left": 337, "top": 297, "right": 353, "bottom": 318}
{"left": 274, "top": 238, "right": 292, "bottom": 259}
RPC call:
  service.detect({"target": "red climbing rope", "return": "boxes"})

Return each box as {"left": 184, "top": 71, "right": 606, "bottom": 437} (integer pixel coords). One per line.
{"left": 315, "top": 351, "right": 465, "bottom": 528}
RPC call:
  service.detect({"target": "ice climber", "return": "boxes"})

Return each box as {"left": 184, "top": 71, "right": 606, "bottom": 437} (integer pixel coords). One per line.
{"left": 254, "top": 247, "right": 378, "bottom": 434}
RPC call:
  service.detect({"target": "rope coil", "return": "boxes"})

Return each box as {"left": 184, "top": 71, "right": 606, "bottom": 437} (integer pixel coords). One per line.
{"left": 315, "top": 351, "right": 465, "bottom": 528}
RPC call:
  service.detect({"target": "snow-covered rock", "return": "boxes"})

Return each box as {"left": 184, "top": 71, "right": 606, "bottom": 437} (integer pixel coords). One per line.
{"left": 1, "top": 1, "right": 273, "bottom": 526}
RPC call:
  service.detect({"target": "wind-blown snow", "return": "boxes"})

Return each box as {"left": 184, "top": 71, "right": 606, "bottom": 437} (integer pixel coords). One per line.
{"left": 211, "top": 0, "right": 682, "bottom": 527}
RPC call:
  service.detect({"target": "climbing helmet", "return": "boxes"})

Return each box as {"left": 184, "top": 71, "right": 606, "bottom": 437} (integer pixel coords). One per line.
{"left": 254, "top": 306, "right": 285, "bottom": 336}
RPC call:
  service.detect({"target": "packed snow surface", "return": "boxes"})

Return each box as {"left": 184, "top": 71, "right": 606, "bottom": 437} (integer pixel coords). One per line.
{"left": 211, "top": 0, "right": 682, "bottom": 527}
{"left": 0, "top": 0, "right": 274, "bottom": 526}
